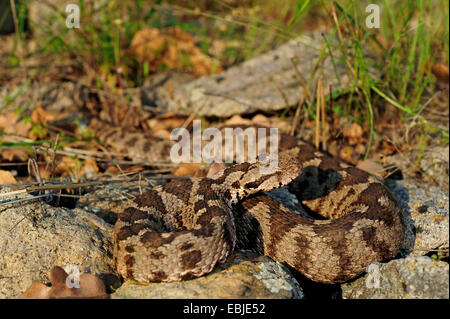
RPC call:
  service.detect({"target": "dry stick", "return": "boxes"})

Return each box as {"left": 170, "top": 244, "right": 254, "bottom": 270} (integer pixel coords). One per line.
{"left": 44, "top": 123, "right": 78, "bottom": 138}
{"left": 0, "top": 162, "right": 47, "bottom": 167}
{"left": 276, "top": 84, "right": 290, "bottom": 111}
{"left": 62, "top": 147, "right": 125, "bottom": 158}
{"left": 289, "top": 52, "right": 325, "bottom": 136}
{"left": 9, "top": 0, "right": 22, "bottom": 56}
{"left": 321, "top": 80, "right": 327, "bottom": 151}
{"left": 330, "top": 5, "right": 356, "bottom": 79}
{"left": 35, "top": 146, "right": 176, "bottom": 167}
{"left": 0, "top": 194, "right": 52, "bottom": 207}
{"left": 49, "top": 134, "right": 59, "bottom": 180}
{"left": 1, "top": 175, "right": 190, "bottom": 193}
{"left": 315, "top": 77, "right": 322, "bottom": 149}
{"left": 290, "top": 57, "right": 307, "bottom": 88}
{"left": 49, "top": 135, "right": 61, "bottom": 205}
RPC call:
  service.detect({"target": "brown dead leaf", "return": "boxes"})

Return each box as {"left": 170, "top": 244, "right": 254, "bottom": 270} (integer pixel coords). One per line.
{"left": 354, "top": 144, "right": 366, "bottom": 155}
{"left": 20, "top": 266, "right": 109, "bottom": 299}
{"left": 343, "top": 123, "right": 363, "bottom": 145}
{"left": 0, "top": 112, "right": 31, "bottom": 137}
{"left": 1, "top": 149, "right": 29, "bottom": 162}
{"left": 224, "top": 115, "right": 252, "bottom": 126}
{"left": 106, "top": 166, "right": 120, "bottom": 175}
{"left": 53, "top": 157, "right": 98, "bottom": 178}
{"left": 31, "top": 104, "right": 69, "bottom": 124}
{"left": 130, "top": 26, "right": 221, "bottom": 77}
{"left": 326, "top": 140, "right": 339, "bottom": 158}
{"left": 0, "top": 170, "right": 17, "bottom": 184}
{"left": 251, "top": 114, "right": 271, "bottom": 127}
{"left": 339, "top": 146, "right": 358, "bottom": 165}
{"left": 152, "top": 129, "right": 172, "bottom": 140}
{"left": 81, "top": 159, "right": 99, "bottom": 179}
{"left": 147, "top": 116, "right": 186, "bottom": 133}
{"left": 380, "top": 140, "right": 396, "bottom": 155}
{"left": 173, "top": 163, "right": 206, "bottom": 177}
{"left": 431, "top": 63, "right": 449, "bottom": 83}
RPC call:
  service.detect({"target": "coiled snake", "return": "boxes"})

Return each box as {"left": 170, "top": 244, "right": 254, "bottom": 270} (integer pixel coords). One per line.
{"left": 90, "top": 119, "right": 405, "bottom": 284}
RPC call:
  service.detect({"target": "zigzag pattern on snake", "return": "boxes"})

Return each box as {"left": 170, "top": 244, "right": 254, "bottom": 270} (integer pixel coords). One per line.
{"left": 89, "top": 118, "right": 405, "bottom": 284}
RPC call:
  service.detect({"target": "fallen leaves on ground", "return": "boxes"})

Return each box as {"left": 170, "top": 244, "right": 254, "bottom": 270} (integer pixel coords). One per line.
{"left": 431, "top": 63, "right": 449, "bottom": 83}
{"left": 0, "top": 169, "right": 17, "bottom": 184}
{"left": 173, "top": 163, "right": 206, "bottom": 177}
{"left": 343, "top": 122, "right": 364, "bottom": 146}
{"left": 31, "top": 104, "right": 70, "bottom": 125}
{"left": 20, "top": 266, "right": 109, "bottom": 299}
{"left": 130, "top": 26, "right": 222, "bottom": 76}
{"left": 0, "top": 112, "right": 31, "bottom": 137}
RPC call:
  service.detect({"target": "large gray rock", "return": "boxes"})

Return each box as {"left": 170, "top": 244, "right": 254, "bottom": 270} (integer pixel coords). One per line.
{"left": 111, "top": 250, "right": 303, "bottom": 299}
{"left": 386, "top": 179, "right": 449, "bottom": 258}
{"left": 144, "top": 32, "right": 378, "bottom": 117}
{"left": 0, "top": 187, "right": 115, "bottom": 298}
{"left": 342, "top": 256, "right": 449, "bottom": 299}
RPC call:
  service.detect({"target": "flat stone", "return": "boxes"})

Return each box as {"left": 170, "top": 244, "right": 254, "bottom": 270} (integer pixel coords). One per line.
{"left": 111, "top": 250, "right": 304, "bottom": 299}
{"left": 341, "top": 256, "right": 449, "bottom": 299}
{"left": 386, "top": 179, "right": 449, "bottom": 257}
{"left": 0, "top": 187, "right": 115, "bottom": 298}
{"left": 146, "top": 32, "right": 378, "bottom": 117}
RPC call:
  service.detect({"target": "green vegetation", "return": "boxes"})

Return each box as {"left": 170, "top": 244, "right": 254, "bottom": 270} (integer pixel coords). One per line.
{"left": 4, "top": 0, "right": 449, "bottom": 150}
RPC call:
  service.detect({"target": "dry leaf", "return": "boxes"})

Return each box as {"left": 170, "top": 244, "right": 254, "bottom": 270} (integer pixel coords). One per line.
{"left": 106, "top": 166, "right": 120, "bottom": 175}
{"left": 130, "top": 26, "right": 222, "bottom": 76}
{"left": 0, "top": 170, "right": 17, "bottom": 184}
{"left": 147, "top": 116, "right": 186, "bottom": 132}
{"left": 224, "top": 115, "right": 252, "bottom": 126}
{"left": 339, "top": 146, "right": 358, "bottom": 165}
{"left": 343, "top": 123, "right": 363, "bottom": 145}
{"left": 380, "top": 140, "right": 396, "bottom": 155}
{"left": 53, "top": 157, "right": 98, "bottom": 178}
{"left": 31, "top": 104, "right": 69, "bottom": 124}
{"left": 354, "top": 144, "right": 366, "bottom": 155}
{"left": 431, "top": 63, "right": 449, "bottom": 83}
{"left": 20, "top": 266, "right": 109, "bottom": 299}
{"left": 1, "top": 149, "right": 29, "bottom": 162}
{"left": 81, "top": 159, "right": 99, "bottom": 179}
{"left": 251, "top": 114, "right": 271, "bottom": 126}
{"left": 0, "top": 112, "right": 31, "bottom": 137}
{"left": 173, "top": 163, "right": 206, "bottom": 177}
{"left": 152, "top": 129, "right": 172, "bottom": 140}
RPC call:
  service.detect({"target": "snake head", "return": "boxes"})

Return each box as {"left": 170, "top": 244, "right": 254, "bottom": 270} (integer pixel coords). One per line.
{"left": 210, "top": 147, "right": 302, "bottom": 204}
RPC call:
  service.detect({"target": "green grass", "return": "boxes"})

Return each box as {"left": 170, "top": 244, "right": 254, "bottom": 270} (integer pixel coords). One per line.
{"left": 4, "top": 0, "right": 449, "bottom": 149}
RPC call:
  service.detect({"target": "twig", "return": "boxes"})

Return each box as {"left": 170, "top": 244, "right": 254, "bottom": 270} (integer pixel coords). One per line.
{"left": 0, "top": 176, "right": 191, "bottom": 198}
{"left": 315, "top": 77, "right": 322, "bottom": 148}
{"left": 320, "top": 79, "right": 327, "bottom": 151}
{"left": 50, "top": 134, "right": 59, "bottom": 179}
{"left": 9, "top": 0, "right": 22, "bottom": 55}
{"left": 0, "top": 194, "right": 52, "bottom": 207}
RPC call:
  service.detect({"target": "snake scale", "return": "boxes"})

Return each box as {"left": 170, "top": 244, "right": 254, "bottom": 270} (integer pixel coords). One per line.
{"left": 89, "top": 118, "right": 405, "bottom": 284}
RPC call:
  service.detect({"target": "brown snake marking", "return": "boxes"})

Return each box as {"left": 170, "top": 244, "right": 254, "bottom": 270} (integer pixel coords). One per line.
{"left": 90, "top": 119, "right": 405, "bottom": 284}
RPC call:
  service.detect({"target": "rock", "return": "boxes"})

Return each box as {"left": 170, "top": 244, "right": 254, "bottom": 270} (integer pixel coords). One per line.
{"left": 144, "top": 32, "right": 378, "bottom": 117}
{"left": 386, "top": 179, "right": 449, "bottom": 257}
{"left": 386, "top": 146, "right": 449, "bottom": 192}
{"left": 111, "top": 250, "right": 303, "bottom": 299}
{"left": 341, "top": 256, "right": 449, "bottom": 299}
{"left": 0, "top": 187, "right": 115, "bottom": 298}
{"left": 419, "top": 146, "right": 449, "bottom": 192}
